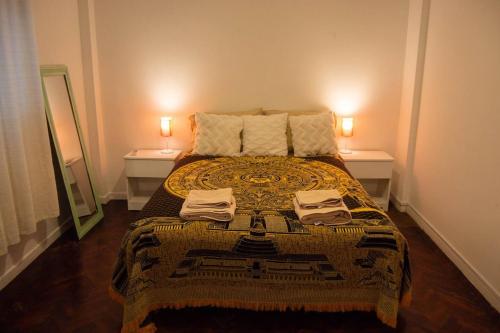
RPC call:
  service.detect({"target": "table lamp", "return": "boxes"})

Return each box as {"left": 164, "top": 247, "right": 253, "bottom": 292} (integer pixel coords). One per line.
{"left": 160, "top": 116, "right": 173, "bottom": 154}
{"left": 340, "top": 116, "right": 354, "bottom": 154}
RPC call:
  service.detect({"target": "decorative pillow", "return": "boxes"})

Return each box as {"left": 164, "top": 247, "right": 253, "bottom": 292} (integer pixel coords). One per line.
{"left": 192, "top": 113, "right": 243, "bottom": 156}
{"left": 263, "top": 109, "right": 336, "bottom": 151}
{"left": 188, "top": 108, "right": 262, "bottom": 133}
{"left": 289, "top": 113, "right": 338, "bottom": 157}
{"left": 242, "top": 114, "right": 288, "bottom": 156}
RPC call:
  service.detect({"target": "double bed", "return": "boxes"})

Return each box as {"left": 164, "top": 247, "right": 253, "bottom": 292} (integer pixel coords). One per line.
{"left": 110, "top": 154, "right": 411, "bottom": 333}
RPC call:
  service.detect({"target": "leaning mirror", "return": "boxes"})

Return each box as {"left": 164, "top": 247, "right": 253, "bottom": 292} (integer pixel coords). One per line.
{"left": 40, "top": 65, "right": 103, "bottom": 239}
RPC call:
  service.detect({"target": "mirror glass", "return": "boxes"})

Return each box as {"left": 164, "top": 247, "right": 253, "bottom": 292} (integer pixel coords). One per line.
{"left": 41, "top": 66, "right": 103, "bottom": 238}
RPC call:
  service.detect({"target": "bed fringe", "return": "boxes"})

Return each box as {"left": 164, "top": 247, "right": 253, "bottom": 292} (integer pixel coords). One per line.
{"left": 108, "top": 286, "right": 125, "bottom": 305}
{"left": 110, "top": 293, "right": 411, "bottom": 333}
{"left": 401, "top": 288, "right": 412, "bottom": 308}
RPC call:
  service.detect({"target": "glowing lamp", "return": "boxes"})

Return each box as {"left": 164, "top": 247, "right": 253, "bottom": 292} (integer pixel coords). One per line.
{"left": 341, "top": 117, "right": 354, "bottom": 137}
{"left": 340, "top": 117, "right": 354, "bottom": 154}
{"left": 160, "top": 116, "right": 173, "bottom": 154}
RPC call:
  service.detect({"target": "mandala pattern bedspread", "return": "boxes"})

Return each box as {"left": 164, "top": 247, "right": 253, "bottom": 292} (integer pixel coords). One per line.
{"left": 111, "top": 155, "right": 412, "bottom": 333}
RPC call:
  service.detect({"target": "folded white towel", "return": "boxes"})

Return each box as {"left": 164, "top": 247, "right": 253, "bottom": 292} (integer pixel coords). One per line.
{"left": 186, "top": 188, "right": 233, "bottom": 209}
{"left": 295, "top": 189, "right": 342, "bottom": 209}
{"left": 293, "top": 198, "right": 351, "bottom": 226}
{"left": 181, "top": 195, "right": 236, "bottom": 222}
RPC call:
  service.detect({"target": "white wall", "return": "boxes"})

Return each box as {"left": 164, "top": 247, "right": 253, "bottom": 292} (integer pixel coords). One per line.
{"left": 404, "top": 0, "right": 500, "bottom": 310}
{"left": 391, "top": 0, "right": 429, "bottom": 203}
{"left": 31, "top": 0, "right": 89, "bottom": 143}
{"left": 92, "top": 0, "right": 410, "bottom": 194}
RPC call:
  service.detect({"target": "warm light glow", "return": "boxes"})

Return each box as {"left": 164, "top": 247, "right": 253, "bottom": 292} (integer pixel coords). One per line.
{"left": 160, "top": 117, "right": 172, "bottom": 137}
{"left": 341, "top": 117, "right": 354, "bottom": 137}
{"left": 152, "top": 80, "right": 186, "bottom": 111}
{"left": 150, "top": 67, "right": 192, "bottom": 111}
{"left": 156, "top": 91, "right": 184, "bottom": 110}
{"left": 335, "top": 99, "right": 359, "bottom": 116}
{"left": 325, "top": 85, "right": 366, "bottom": 116}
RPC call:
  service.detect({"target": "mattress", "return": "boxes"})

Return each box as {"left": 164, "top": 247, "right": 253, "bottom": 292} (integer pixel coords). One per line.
{"left": 111, "top": 155, "right": 411, "bottom": 333}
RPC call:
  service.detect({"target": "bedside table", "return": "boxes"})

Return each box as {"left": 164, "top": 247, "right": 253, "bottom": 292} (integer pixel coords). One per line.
{"left": 340, "top": 150, "right": 394, "bottom": 211}
{"left": 124, "top": 149, "right": 182, "bottom": 210}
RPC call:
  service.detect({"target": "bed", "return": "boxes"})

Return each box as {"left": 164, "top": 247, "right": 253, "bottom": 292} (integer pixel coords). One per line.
{"left": 110, "top": 154, "right": 411, "bottom": 333}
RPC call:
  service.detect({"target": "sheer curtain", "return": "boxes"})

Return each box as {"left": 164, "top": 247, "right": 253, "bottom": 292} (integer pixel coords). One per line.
{"left": 0, "top": 0, "right": 59, "bottom": 255}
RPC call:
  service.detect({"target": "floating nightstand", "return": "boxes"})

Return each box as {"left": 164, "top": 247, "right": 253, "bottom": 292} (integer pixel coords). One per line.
{"left": 340, "top": 150, "right": 394, "bottom": 211}
{"left": 124, "top": 149, "right": 182, "bottom": 210}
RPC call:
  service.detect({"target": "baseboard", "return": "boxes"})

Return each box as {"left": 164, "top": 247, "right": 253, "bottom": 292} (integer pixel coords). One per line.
{"left": 0, "top": 217, "right": 72, "bottom": 291}
{"left": 406, "top": 204, "right": 500, "bottom": 311}
{"left": 100, "top": 191, "right": 127, "bottom": 204}
{"left": 390, "top": 193, "right": 408, "bottom": 212}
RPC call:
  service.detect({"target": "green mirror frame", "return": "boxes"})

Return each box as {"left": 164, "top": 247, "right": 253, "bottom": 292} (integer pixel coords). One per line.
{"left": 40, "top": 65, "right": 103, "bottom": 239}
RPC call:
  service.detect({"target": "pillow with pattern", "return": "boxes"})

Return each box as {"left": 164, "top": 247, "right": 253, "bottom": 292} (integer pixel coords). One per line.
{"left": 289, "top": 113, "right": 338, "bottom": 157}
{"left": 263, "top": 109, "right": 334, "bottom": 151}
{"left": 242, "top": 113, "right": 288, "bottom": 156}
{"left": 192, "top": 113, "right": 243, "bottom": 156}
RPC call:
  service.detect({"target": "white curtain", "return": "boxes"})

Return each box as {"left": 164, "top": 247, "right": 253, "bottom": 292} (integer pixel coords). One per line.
{"left": 0, "top": 0, "right": 59, "bottom": 255}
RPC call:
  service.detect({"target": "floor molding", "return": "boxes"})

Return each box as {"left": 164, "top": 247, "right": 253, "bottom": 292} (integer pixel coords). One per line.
{"left": 390, "top": 194, "right": 408, "bottom": 212}
{"left": 0, "top": 218, "right": 71, "bottom": 291}
{"left": 406, "top": 204, "right": 500, "bottom": 311}
{"left": 100, "top": 191, "right": 127, "bottom": 204}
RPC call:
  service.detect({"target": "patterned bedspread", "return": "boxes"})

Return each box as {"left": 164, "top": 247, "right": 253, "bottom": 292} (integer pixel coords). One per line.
{"left": 110, "top": 155, "right": 411, "bottom": 333}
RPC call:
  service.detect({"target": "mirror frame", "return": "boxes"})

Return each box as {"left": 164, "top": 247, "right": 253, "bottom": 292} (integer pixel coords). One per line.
{"left": 40, "top": 65, "right": 103, "bottom": 239}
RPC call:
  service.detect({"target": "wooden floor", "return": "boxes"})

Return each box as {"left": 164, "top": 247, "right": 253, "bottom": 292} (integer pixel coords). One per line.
{"left": 0, "top": 201, "right": 498, "bottom": 333}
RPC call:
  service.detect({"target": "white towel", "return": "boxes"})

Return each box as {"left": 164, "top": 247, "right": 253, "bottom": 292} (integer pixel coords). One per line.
{"left": 295, "top": 189, "right": 342, "bottom": 209}
{"left": 185, "top": 188, "right": 233, "bottom": 209}
{"left": 293, "top": 198, "right": 351, "bottom": 226}
{"left": 181, "top": 195, "right": 236, "bottom": 222}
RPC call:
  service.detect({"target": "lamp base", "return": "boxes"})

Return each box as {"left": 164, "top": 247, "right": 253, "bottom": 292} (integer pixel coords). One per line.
{"left": 340, "top": 148, "right": 352, "bottom": 154}
{"left": 160, "top": 149, "right": 174, "bottom": 154}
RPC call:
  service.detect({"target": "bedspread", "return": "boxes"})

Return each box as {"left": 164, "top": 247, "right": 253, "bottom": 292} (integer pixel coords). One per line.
{"left": 110, "top": 155, "right": 411, "bottom": 332}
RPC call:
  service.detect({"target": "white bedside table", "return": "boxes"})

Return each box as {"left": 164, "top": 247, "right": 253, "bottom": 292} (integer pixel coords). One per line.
{"left": 124, "top": 149, "right": 182, "bottom": 210}
{"left": 340, "top": 150, "right": 394, "bottom": 211}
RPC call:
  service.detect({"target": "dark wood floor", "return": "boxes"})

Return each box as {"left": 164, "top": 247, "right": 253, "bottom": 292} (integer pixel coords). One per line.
{"left": 0, "top": 201, "right": 498, "bottom": 333}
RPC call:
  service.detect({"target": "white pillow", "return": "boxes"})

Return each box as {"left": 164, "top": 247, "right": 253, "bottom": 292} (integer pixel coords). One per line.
{"left": 192, "top": 112, "right": 243, "bottom": 156}
{"left": 289, "top": 113, "right": 338, "bottom": 157}
{"left": 242, "top": 114, "right": 288, "bottom": 156}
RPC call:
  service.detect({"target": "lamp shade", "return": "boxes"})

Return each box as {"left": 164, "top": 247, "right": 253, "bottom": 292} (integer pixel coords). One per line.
{"left": 341, "top": 117, "right": 354, "bottom": 137}
{"left": 160, "top": 117, "right": 172, "bottom": 137}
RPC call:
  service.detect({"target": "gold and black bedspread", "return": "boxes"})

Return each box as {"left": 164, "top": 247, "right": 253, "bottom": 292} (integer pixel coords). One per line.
{"left": 111, "top": 155, "right": 411, "bottom": 333}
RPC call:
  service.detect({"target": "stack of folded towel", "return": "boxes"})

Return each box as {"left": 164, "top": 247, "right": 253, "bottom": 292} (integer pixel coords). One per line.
{"left": 180, "top": 188, "right": 236, "bottom": 221}
{"left": 293, "top": 189, "right": 351, "bottom": 225}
